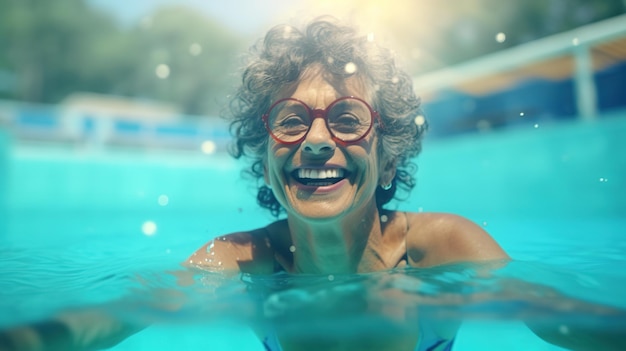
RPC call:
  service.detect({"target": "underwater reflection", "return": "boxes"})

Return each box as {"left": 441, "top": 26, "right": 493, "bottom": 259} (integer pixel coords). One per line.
{"left": 109, "top": 261, "right": 626, "bottom": 339}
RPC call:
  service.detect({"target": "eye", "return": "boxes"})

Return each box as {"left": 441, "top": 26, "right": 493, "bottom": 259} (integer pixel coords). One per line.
{"left": 330, "top": 113, "right": 363, "bottom": 133}
{"left": 280, "top": 114, "right": 307, "bottom": 128}
{"left": 335, "top": 113, "right": 361, "bottom": 126}
{"left": 274, "top": 113, "right": 309, "bottom": 135}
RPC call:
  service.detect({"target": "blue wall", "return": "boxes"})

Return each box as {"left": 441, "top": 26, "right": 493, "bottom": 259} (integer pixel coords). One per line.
{"left": 411, "top": 110, "right": 626, "bottom": 220}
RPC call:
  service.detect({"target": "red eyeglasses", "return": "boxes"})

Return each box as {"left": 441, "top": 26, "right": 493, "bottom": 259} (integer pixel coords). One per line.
{"left": 262, "top": 96, "right": 380, "bottom": 146}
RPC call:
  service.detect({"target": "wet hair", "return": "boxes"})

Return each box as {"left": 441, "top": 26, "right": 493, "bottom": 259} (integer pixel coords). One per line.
{"left": 228, "top": 17, "right": 427, "bottom": 217}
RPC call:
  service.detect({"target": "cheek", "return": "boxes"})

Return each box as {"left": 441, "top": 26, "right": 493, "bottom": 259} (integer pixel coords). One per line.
{"left": 266, "top": 143, "right": 292, "bottom": 176}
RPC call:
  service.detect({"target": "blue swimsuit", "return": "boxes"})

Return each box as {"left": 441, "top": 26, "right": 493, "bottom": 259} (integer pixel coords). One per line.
{"left": 261, "top": 324, "right": 455, "bottom": 351}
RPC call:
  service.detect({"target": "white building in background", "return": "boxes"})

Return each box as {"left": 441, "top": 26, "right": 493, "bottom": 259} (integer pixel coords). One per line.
{"left": 0, "top": 92, "right": 231, "bottom": 153}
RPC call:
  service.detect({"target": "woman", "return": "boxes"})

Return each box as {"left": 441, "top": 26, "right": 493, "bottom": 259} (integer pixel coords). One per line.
{"left": 185, "top": 17, "right": 508, "bottom": 351}
{"left": 1, "top": 16, "right": 622, "bottom": 351}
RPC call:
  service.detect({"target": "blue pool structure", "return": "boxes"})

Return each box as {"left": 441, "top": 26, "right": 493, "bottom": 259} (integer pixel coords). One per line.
{"left": 1, "top": 16, "right": 626, "bottom": 351}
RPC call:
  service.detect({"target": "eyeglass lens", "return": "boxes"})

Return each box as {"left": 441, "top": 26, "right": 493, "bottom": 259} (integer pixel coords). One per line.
{"left": 267, "top": 98, "right": 373, "bottom": 143}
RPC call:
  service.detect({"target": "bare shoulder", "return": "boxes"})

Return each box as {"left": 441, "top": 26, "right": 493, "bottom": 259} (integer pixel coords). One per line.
{"left": 404, "top": 212, "right": 509, "bottom": 267}
{"left": 184, "top": 225, "right": 278, "bottom": 275}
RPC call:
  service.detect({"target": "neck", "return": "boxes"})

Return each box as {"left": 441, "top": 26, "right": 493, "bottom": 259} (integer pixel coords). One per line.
{"left": 285, "top": 201, "right": 387, "bottom": 274}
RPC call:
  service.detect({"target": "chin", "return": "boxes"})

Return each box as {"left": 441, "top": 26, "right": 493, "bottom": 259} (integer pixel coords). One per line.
{"left": 288, "top": 203, "right": 350, "bottom": 222}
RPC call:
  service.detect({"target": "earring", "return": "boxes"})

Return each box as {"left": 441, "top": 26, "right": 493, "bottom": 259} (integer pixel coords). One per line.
{"left": 381, "top": 182, "right": 392, "bottom": 190}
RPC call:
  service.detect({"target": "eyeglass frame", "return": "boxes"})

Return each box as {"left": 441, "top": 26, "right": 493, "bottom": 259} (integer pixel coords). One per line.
{"left": 262, "top": 96, "right": 382, "bottom": 146}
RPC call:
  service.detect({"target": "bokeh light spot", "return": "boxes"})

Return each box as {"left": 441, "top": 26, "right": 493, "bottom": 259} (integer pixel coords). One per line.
{"left": 201, "top": 140, "right": 216, "bottom": 154}
{"left": 344, "top": 62, "right": 357, "bottom": 74}
{"left": 142, "top": 221, "right": 157, "bottom": 236}
{"left": 156, "top": 64, "right": 170, "bottom": 79}
{"left": 414, "top": 115, "right": 426, "bottom": 126}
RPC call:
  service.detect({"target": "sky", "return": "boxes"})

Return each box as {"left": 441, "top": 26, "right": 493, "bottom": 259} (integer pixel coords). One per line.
{"left": 87, "top": 0, "right": 312, "bottom": 35}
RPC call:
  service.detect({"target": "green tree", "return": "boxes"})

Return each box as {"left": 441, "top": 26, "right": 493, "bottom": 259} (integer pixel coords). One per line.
{"left": 119, "top": 6, "right": 246, "bottom": 115}
{"left": 0, "top": 0, "right": 245, "bottom": 116}
{"left": 0, "top": 0, "right": 125, "bottom": 102}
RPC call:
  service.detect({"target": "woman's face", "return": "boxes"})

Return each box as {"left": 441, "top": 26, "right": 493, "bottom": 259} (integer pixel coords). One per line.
{"left": 263, "top": 65, "right": 394, "bottom": 221}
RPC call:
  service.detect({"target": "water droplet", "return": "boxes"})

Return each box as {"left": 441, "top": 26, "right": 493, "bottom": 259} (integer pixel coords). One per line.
{"left": 328, "top": 275, "right": 335, "bottom": 281}
{"left": 599, "top": 177, "right": 608, "bottom": 183}
{"left": 157, "top": 194, "right": 169, "bottom": 206}
{"left": 414, "top": 115, "right": 426, "bottom": 126}
{"left": 482, "top": 221, "right": 488, "bottom": 227}
{"left": 519, "top": 112, "right": 525, "bottom": 117}
{"left": 344, "top": 62, "right": 357, "bottom": 74}
{"left": 141, "top": 221, "right": 157, "bottom": 236}
{"left": 210, "top": 251, "right": 215, "bottom": 256}
{"left": 188, "top": 259, "right": 194, "bottom": 264}
{"left": 558, "top": 325, "right": 570, "bottom": 334}
{"left": 495, "top": 32, "right": 506, "bottom": 43}
{"left": 218, "top": 261, "right": 222, "bottom": 266}
{"left": 155, "top": 64, "right": 170, "bottom": 79}
{"left": 534, "top": 124, "right": 539, "bottom": 129}
{"left": 289, "top": 245, "right": 296, "bottom": 253}
{"left": 201, "top": 140, "right": 216, "bottom": 154}
{"left": 572, "top": 37, "right": 579, "bottom": 46}
{"left": 380, "top": 215, "right": 388, "bottom": 223}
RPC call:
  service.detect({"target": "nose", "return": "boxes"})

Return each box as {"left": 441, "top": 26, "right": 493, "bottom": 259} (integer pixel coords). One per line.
{"left": 302, "top": 118, "right": 335, "bottom": 155}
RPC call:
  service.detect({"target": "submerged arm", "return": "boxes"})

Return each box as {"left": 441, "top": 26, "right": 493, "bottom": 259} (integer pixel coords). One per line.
{"left": 406, "top": 213, "right": 626, "bottom": 350}
{"left": 0, "top": 309, "right": 143, "bottom": 351}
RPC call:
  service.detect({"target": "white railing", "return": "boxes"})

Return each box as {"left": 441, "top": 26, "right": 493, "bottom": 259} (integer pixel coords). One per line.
{"left": 413, "top": 14, "right": 626, "bottom": 120}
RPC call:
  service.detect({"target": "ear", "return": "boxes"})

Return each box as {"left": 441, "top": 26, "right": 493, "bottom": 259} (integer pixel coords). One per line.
{"left": 380, "top": 157, "right": 397, "bottom": 186}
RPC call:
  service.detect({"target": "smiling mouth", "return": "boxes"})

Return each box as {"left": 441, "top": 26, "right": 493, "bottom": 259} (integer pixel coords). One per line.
{"left": 291, "top": 168, "right": 348, "bottom": 187}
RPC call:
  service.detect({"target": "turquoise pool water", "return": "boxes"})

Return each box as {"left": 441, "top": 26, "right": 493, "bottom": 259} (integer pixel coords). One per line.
{"left": 1, "top": 112, "right": 625, "bottom": 350}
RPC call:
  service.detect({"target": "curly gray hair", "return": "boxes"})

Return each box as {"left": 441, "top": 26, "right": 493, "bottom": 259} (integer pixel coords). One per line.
{"left": 228, "top": 17, "right": 427, "bottom": 217}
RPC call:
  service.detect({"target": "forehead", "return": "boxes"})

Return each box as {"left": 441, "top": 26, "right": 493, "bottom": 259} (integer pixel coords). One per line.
{"left": 272, "top": 64, "right": 374, "bottom": 104}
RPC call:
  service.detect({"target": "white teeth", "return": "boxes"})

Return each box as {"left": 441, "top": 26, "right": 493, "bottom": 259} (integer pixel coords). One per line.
{"left": 297, "top": 169, "right": 344, "bottom": 179}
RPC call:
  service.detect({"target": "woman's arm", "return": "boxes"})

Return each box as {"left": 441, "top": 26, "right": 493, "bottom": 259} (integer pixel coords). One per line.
{"left": 0, "top": 309, "right": 143, "bottom": 351}
{"left": 0, "top": 229, "right": 274, "bottom": 351}
{"left": 406, "top": 212, "right": 626, "bottom": 351}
